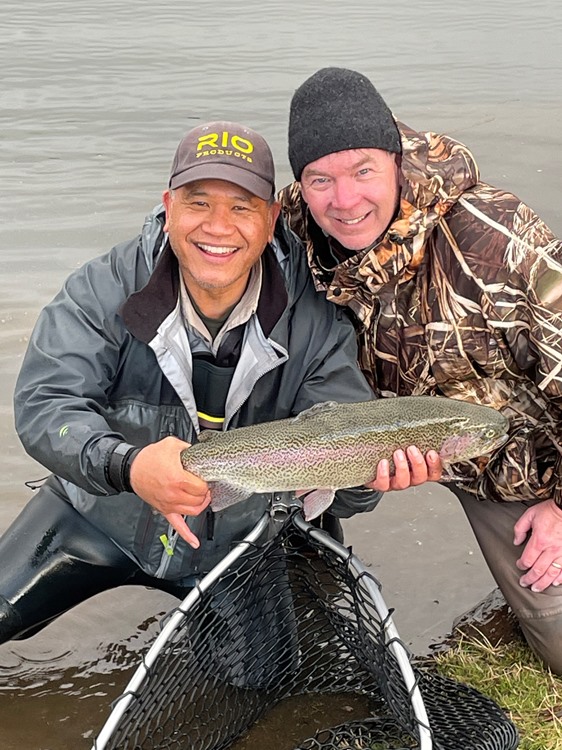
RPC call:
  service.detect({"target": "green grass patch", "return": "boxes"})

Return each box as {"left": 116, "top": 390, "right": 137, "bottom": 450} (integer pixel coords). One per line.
{"left": 433, "top": 634, "right": 562, "bottom": 750}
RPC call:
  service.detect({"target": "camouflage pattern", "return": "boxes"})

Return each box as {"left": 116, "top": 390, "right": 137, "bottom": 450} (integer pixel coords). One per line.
{"left": 280, "top": 121, "right": 562, "bottom": 505}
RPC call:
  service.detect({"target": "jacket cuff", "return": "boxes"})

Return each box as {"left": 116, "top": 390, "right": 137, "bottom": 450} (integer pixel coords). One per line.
{"left": 330, "top": 487, "right": 382, "bottom": 518}
{"left": 105, "top": 443, "right": 142, "bottom": 493}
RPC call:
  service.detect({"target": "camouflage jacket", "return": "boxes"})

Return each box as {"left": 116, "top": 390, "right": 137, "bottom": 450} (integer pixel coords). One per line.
{"left": 280, "top": 121, "right": 562, "bottom": 505}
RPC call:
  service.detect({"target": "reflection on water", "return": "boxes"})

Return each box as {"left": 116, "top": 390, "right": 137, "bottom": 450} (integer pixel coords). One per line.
{"left": 0, "top": 667, "right": 134, "bottom": 750}
{"left": 0, "top": 593, "right": 173, "bottom": 749}
{"left": 1, "top": 0, "right": 562, "bottom": 747}
{"left": 0, "top": 611, "right": 161, "bottom": 750}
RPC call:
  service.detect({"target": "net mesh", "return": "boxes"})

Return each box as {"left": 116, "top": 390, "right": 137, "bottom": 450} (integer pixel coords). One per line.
{"left": 93, "top": 509, "right": 519, "bottom": 750}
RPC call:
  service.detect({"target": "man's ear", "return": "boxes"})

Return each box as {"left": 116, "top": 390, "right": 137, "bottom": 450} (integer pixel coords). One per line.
{"left": 268, "top": 200, "right": 281, "bottom": 241}
{"left": 162, "top": 189, "right": 172, "bottom": 231}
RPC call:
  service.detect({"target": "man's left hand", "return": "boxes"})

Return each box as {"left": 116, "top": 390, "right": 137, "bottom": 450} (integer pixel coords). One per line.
{"left": 515, "top": 498, "right": 562, "bottom": 591}
{"left": 365, "top": 447, "right": 443, "bottom": 492}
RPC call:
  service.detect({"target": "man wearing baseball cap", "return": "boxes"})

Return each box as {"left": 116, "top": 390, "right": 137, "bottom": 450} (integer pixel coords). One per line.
{"left": 0, "top": 120, "right": 437, "bottom": 643}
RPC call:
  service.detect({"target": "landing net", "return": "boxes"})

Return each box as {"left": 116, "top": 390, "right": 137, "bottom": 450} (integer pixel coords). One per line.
{"left": 93, "top": 504, "right": 518, "bottom": 750}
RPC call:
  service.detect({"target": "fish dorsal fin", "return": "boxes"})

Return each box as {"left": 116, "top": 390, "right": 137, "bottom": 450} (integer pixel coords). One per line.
{"left": 198, "top": 429, "right": 221, "bottom": 443}
{"left": 294, "top": 401, "right": 339, "bottom": 421}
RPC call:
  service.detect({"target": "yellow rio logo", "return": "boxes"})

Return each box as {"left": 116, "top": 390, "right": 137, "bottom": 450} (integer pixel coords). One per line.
{"left": 196, "top": 131, "right": 254, "bottom": 155}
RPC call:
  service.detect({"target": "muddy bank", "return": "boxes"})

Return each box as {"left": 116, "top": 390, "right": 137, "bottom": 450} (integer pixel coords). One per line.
{"left": 428, "top": 587, "right": 522, "bottom": 656}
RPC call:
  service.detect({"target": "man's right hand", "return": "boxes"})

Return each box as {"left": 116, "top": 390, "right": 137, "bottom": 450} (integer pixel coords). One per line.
{"left": 129, "top": 436, "right": 211, "bottom": 549}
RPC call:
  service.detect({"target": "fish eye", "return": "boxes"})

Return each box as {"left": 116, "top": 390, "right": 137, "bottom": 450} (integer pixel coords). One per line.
{"left": 483, "top": 428, "right": 496, "bottom": 438}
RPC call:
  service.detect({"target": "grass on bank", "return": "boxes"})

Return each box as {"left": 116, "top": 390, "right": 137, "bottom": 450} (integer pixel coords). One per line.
{"left": 433, "top": 634, "right": 562, "bottom": 750}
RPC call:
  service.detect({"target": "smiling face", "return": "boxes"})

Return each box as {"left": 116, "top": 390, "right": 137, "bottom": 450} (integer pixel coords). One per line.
{"left": 163, "top": 179, "right": 280, "bottom": 317}
{"left": 300, "top": 148, "right": 400, "bottom": 252}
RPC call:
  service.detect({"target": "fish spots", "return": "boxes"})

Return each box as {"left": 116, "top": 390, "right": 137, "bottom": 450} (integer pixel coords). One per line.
{"left": 179, "top": 396, "right": 509, "bottom": 512}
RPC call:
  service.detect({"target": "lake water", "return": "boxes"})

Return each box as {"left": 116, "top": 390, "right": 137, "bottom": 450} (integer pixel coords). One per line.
{"left": 1, "top": 1, "right": 562, "bottom": 747}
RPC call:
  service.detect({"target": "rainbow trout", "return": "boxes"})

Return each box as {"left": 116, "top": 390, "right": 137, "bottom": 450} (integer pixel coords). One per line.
{"left": 180, "top": 396, "right": 508, "bottom": 520}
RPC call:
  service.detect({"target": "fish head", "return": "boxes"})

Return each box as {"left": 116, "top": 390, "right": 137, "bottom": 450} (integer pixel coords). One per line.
{"left": 438, "top": 408, "right": 509, "bottom": 464}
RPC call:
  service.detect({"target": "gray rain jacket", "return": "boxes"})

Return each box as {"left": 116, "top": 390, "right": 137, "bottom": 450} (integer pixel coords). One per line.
{"left": 14, "top": 205, "right": 379, "bottom": 581}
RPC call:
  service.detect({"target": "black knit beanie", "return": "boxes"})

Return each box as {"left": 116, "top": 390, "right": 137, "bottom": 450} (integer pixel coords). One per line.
{"left": 288, "top": 67, "right": 401, "bottom": 180}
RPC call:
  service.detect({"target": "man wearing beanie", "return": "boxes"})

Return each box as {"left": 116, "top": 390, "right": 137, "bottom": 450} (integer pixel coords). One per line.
{"left": 0, "top": 119, "right": 435, "bottom": 646}
{"left": 280, "top": 66, "right": 562, "bottom": 673}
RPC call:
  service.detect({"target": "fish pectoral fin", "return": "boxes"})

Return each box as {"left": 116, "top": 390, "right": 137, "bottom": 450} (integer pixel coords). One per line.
{"left": 210, "top": 482, "right": 253, "bottom": 512}
{"left": 301, "top": 489, "right": 336, "bottom": 521}
{"left": 293, "top": 401, "right": 339, "bottom": 422}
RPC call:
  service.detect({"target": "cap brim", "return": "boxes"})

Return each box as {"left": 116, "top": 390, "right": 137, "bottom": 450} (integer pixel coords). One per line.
{"left": 169, "top": 163, "right": 274, "bottom": 201}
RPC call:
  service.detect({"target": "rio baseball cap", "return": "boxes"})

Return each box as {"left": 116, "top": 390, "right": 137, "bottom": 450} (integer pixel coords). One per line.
{"left": 168, "top": 120, "right": 275, "bottom": 200}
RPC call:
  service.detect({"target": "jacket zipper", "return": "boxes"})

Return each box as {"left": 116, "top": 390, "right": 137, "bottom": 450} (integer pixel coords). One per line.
{"left": 155, "top": 509, "right": 209, "bottom": 578}
{"left": 224, "top": 356, "right": 286, "bottom": 430}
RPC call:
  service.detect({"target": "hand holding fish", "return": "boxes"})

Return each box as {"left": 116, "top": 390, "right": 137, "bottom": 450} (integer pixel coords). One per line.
{"left": 365, "top": 446, "right": 443, "bottom": 491}
{"left": 129, "top": 436, "right": 211, "bottom": 549}
{"left": 514, "top": 499, "right": 562, "bottom": 591}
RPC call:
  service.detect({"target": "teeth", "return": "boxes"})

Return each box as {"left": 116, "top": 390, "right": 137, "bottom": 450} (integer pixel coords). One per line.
{"left": 338, "top": 213, "right": 368, "bottom": 225}
{"left": 198, "top": 243, "right": 237, "bottom": 255}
